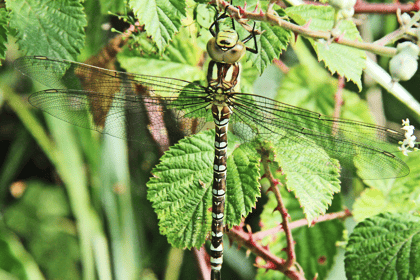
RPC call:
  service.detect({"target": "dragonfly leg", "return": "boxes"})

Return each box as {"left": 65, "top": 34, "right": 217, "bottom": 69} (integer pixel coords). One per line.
{"left": 242, "top": 22, "right": 258, "bottom": 54}
{"left": 209, "top": 3, "right": 231, "bottom": 37}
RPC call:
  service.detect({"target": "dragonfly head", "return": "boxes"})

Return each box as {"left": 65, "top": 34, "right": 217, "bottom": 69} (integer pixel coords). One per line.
{"left": 207, "top": 29, "right": 246, "bottom": 64}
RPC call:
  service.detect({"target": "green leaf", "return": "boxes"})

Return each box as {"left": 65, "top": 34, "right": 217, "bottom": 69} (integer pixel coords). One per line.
{"left": 146, "top": 130, "right": 213, "bottom": 248}
{"left": 3, "top": 182, "right": 80, "bottom": 280}
{"left": 353, "top": 156, "right": 420, "bottom": 221}
{"left": 238, "top": 59, "right": 260, "bottom": 94}
{"left": 345, "top": 213, "right": 420, "bottom": 280}
{"left": 0, "top": 7, "right": 8, "bottom": 64}
{"left": 4, "top": 182, "right": 71, "bottom": 235}
{"left": 130, "top": 0, "right": 186, "bottom": 53}
{"left": 256, "top": 191, "right": 344, "bottom": 280}
{"left": 83, "top": 0, "right": 109, "bottom": 56}
{"left": 147, "top": 130, "right": 260, "bottom": 248}
{"left": 272, "top": 136, "right": 341, "bottom": 222}
{"left": 117, "top": 27, "right": 204, "bottom": 81}
{"left": 277, "top": 63, "right": 406, "bottom": 177}
{"left": 225, "top": 143, "right": 261, "bottom": 227}
{"left": 8, "top": 0, "right": 86, "bottom": 59}
{"left": 276, "top": 64, "right": 338, "bottom": 114}
{"left": 98, "top": 0, "right": 126, "bottom": 14}
{"left": 0, "top": 226, "right": 45, "bottom": 280}
{"left": 248, "top": 20, "right": 292, "bottom": 74}
{"left": 195, "top": 4, "right": 216, "bottom": 30}
{"left": 276, "top": 64, "right": 374, "bottom": 121}
{"left": 286, "top": 5, "right": 366, "bottom": 90}
{"left": 352, "top": 189, "right": 397, "bottom": 221}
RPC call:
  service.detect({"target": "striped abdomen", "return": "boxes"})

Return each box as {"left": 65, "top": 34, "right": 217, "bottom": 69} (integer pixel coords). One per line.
{"left": 210, "top": 104, "right": 231, "bottom": 280}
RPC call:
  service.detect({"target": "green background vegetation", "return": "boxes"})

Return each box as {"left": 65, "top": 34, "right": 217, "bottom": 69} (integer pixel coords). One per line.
{"left": 0, "top": 0, "right": 420, "bottom": 279}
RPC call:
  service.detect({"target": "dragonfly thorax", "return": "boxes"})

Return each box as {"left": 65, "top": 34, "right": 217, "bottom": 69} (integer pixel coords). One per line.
{"left": 207, "top": 61, "right": 241, "bottom": 92}
{"left": 212, "top": 89, "right": 230, "bottom": 105}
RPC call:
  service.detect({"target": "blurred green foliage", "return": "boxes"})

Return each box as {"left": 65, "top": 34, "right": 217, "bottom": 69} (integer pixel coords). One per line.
{"left": 0, "top": 0, "right": 420, "bottom": 280}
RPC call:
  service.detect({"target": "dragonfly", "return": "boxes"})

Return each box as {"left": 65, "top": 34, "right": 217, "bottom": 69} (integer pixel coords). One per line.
{"left": 14, "top": 5, "right": 413, "bottom": 280}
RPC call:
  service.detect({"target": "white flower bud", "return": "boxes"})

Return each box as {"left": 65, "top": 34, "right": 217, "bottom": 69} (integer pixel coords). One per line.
{"left": 396, "top": 41, "right": 420, "bottom": 56}
{"left": 389, "top": 52, "right": 418, "bottom": 81}
{"left": 328, "top": 0, "right": 356, "bottom": 10}
{"left": 340, "top": 7, "right": 354, "bottom": 19}
{"left": 401, "top": 13, "right": 411, "bottom": 26}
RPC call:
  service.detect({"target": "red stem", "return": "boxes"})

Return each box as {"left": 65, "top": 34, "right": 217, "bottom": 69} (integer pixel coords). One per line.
{"left": 228, "top": 226, "right": 306, "bottom": 280}
{"left": 254, "top": 210, "right": 353, "bottom": 241}
{"left": 354, "top": 0, "right": 420, "bottom": 14}
{"left": 304, "top": 0, "right": 420, "bottom": 14}
{"left": 274, "top": 58, "right": 290, "bottom": 74}
{"left": 193, "top": 247, "right": 211, "bottom": 280}
{"left": 333, "top": 76, "right": 345, "bottom": 119}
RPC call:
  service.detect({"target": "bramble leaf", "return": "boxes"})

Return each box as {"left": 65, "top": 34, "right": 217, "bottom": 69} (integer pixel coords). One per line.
{"left": 117, "top": 27, "right": 204, "bottom": 81}
{"left": 8, "top": 0, "right": 86, "bottom": 60}
{"left": 147, "top": 130, "right": 260, "bottom": 248}
{"left": 98, "top": 0, "right": 126, "bottom": 14}
{"left": 248, "top": 20, "right": 292, "bottom": 74}
{"left": 257, "top": 191, "right": 344, "bottom": 280}
{"left": 0, "top": 7, "right": 8, "bottom": 64}
{"left": 225, "top": 144, "right": 261, "bottom": 227}
{"left": 286, "top": 5, "right": 365, "bottom": 90}
{"left": 353, "top": 156, "right": 420, "bottom": 221}
{"left": 130, "top": 0, "right": 186, "bottom": 53}
{"left": 147, "top": 131, "right": 213, "bottom": 248}
{"left": 276, "top": 64, "right": 374, "bottom": 121}
{"left": 272, "top": 136, "right": 341, "bottom": 222}
{"left": 352, "top": 189, "right": 397, "bottom": 221}
{"left": 345, "top": 213, "right": 420, "bottom": 280}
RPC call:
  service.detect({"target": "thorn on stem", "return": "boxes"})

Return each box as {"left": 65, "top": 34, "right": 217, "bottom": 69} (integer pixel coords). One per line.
{"left": 317, "top": 256, "right": 327, "bottom": 265}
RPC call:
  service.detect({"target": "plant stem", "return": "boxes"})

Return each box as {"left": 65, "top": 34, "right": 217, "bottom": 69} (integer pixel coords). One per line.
{"left": 254, "top": 210, "right": 352, "bottom": 241}
{"left": 218, "top": 0, "right": 398, "bottom": 57}
{"left": 261, "top": 152, "right": 296, "bottom": 269}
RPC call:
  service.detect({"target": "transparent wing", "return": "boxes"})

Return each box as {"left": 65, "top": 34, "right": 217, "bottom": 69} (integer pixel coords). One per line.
{"left": 14, "top": 56, "right": 211, "bottom": 142}
{"left": 230, "top": 93, "right": 409, "bottom": 179}
{"left": 15, "top": 56, "right": 410, "bottom": 179}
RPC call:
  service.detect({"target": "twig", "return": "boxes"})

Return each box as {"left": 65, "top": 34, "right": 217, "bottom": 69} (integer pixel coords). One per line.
{"left": 273, "top": 58, "right": 290, "bottom": 74}
{"left": 374, "top": 9, "right": 420, "bottom": 46}
{"left": 304, "top": 0, "right": 420, "bottom": 14}
{"left": 254, "top": 210, "right": 352, "bottom": 241}
{"left": 227, "top": 226, "right": 306, "bottom": 280}
{"left": 261, "top": 150, "right": 296, "bottom": 269}
{"left": 354, "top": 0, "right": 420, "bottom": 14}
{"left": 217, "top": 0, "right": 398, "bottom": 57}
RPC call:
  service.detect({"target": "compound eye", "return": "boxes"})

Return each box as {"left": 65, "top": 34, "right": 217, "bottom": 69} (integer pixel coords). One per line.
{"left": 224, "top": 43, "right": 245, "bottom": 64}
